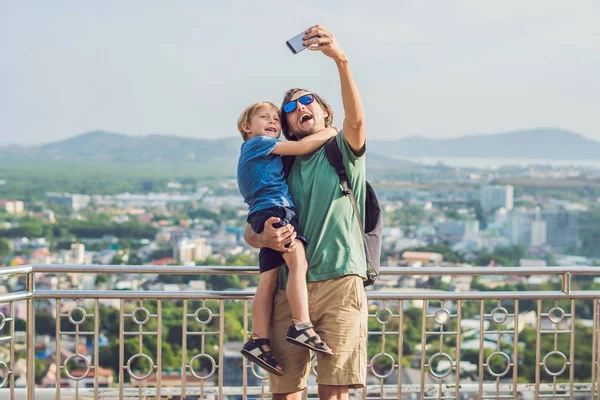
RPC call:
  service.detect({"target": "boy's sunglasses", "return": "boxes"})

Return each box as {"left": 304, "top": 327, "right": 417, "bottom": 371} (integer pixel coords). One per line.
{"left": 282, "top": 94, "right": 315, "bottom": 113}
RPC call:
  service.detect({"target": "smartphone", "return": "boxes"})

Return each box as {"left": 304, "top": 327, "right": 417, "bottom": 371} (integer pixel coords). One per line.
{"left": 286, "top": 30, "right": 308, "bottom": 54}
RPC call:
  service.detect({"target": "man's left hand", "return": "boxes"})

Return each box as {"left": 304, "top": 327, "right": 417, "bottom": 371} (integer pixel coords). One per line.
{"left": 304, "top": 25, "right": 347, "bottom": 62}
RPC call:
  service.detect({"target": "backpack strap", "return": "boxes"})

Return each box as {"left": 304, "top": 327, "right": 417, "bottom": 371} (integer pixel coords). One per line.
{"left": 282, "top": 155, "right": 295, "bottom": 179}
{"left": 324, "top": 139, "right": 364, "bottom": 233}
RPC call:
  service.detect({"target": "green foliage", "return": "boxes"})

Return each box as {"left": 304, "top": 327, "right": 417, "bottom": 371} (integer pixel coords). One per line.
{"left": 0, "top": 238, "right": 10, "bottom": 259}
{"left": 149, "top": 247, "right": 173, "bottom": 262}
{"left": 517, "top": 326, "right": 594, "bottom": 383}
{"left": 35, "top": 358, "right": 47, "bottom": 384}
{"left": 0, "top": 218, "right": 156, "bottom": 240}
{"left": 473, "top": 245, "right": 529, "bottom": 266}
{"left": 444, "top": 210, "right": 462, "bottom": 220}
{"left": 35, "top": 311, "right": 56, "bottom": 336}
{"left": 577, "top": 207, "right": 600, "bottom": 257}
{"left": 389, "top": 204, "right": 427, "bottom": 226}
{"left": 205, "top": 275, "right": 243, "bottom": 290}
{"left": 474, "top": 253, "right": 512, "bottom": 266}
{"left": 95, "top": 274, "right": 109, "bottom": 285}
{"left": 0, "top": 160, "right": 234, "bottom": 201}
{"left": 494, "top": 244, "right": 528, "bottom": 264}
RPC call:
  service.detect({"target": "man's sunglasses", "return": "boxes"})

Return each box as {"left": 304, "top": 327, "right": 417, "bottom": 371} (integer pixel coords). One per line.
{"left": 282, "top": 94, "right": 315, "bottom": 113}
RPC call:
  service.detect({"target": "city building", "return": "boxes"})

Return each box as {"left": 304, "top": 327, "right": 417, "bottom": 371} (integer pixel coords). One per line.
{"left": 520, "top": 259, "right": 547, "bottom": 268}
{"left": 44, "top": 209, "right": 56, "bottom": 223}
{"left": 402, "top": 251, "right": 443, "bottom": 266}
{"left": 71, "top": 243, "right": 86, "bottom": 265}
{"left": 0, "top": 199, "right": 24, "bottom": 214}
{"left": 464, "top": 219, "right": 480, "bottom": 235}
{"left": 437, "top": 219, "right": 466, "bottom": 242}
{"left": 530, "top": 220, "right": 547, "bottom": 247}
{"left": 544, "top": 206, "right": 580, "bottom": 250}
{"left": 510, "top": 208, "right": 535, "bottom": 246}
{"left": 45, "top": 193, "right": 91, "bottom": 211}
{"left": 174, "top": 238, "right": 212, "bottom": 263}
{"left": 480, "top": 185, "right": 514, "bottom": 212}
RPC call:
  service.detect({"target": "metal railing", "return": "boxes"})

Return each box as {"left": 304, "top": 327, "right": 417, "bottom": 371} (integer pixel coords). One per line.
{"left": 1, "top": 265, "right": 600, "bottom": 399}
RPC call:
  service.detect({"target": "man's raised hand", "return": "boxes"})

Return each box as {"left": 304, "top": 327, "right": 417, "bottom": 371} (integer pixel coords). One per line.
{"left": 303, "top": 25, "right": 347, "bottom": 62}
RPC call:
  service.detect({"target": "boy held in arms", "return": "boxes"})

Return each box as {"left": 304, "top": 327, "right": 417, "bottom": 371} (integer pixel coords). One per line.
{"left": 237, "top": 101, "right": 335, "bottom": 375}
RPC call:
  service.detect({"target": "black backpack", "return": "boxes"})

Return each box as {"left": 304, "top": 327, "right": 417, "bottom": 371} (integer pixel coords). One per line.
{"left": 323, "top": 139, "right": 383, "bottom": 287}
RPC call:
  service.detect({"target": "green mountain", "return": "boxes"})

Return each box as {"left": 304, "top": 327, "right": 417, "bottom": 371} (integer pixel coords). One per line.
{"left": 369, "top": 128, "right": 600, "bottom": 160}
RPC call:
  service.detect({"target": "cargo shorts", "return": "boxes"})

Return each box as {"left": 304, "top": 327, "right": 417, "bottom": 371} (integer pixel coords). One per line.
{"left": 268, "top": 274, "right": 368, "bottom": 393}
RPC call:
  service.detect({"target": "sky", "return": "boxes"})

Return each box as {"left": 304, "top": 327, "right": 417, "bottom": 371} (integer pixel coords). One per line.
{"left": 1, "top": 1, "right": 599, "bottom": 146}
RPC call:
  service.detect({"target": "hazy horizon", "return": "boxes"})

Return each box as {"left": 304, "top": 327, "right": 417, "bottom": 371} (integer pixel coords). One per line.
{"left": 0, "top": 127, "right": 594, "bottom": 148}
{"left": 1, "top": 1, "right": 599, "bottom": 146}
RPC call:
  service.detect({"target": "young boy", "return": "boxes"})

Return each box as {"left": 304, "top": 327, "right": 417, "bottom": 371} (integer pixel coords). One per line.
{"left": 237, "top": 101, "right": 335, "bottom": 375}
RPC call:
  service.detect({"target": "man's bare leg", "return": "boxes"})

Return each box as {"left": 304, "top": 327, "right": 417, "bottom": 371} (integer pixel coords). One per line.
{"left": 318, "top": 384, "right": 349, "bottom": 400}
{"left": 272, "top": 391, "right": 304, "bottom": 400}
{"left": 251, "top": 268, "right": 279, "bottom": 338}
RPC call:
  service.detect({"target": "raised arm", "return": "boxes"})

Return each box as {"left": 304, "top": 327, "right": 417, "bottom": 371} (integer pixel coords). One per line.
{"left": 271, "top": 127, "right": 337, "bottom": 156}
{"left": 304, "top": 26, "right": 365, "bottom": 153}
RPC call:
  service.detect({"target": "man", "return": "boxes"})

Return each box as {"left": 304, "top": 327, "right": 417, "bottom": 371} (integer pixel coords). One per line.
{"left": 244, "top": 25, "right": 367, "bottom": 400}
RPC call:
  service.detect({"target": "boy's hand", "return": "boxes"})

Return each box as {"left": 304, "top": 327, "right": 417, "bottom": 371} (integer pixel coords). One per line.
{"left": 317, "top": 127, "right": 338, "bottom": 138}
{"left": 259, "top": 217, "right": 297, "bottom": 252}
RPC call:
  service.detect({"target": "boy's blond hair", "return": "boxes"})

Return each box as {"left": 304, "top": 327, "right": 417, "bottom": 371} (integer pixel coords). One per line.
{"left": 237, "top": 101, "right": 280, "bottom": 141}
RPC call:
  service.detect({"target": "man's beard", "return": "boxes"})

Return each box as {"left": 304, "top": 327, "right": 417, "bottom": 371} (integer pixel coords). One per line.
{"left": 310, "top": 125, "right": 321, "bottom": 134}
{"left": 293, "top": 125, "right": 321, "bottom": 140}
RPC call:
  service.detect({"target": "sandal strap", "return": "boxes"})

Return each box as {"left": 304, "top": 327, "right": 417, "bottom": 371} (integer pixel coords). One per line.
{"left": 294, "top": 321, "right": 314, "bottom": 331}
{"left": 251, "top": 337, "right": 271, "bottom": 346}
{"left": 304, "top": 334, "right": 323, "bottom": 345}
{"left": 248, "top": 345, "right": 280, "bottom": 369}
{"left": 262, "top": 354, "right": 279, "bottom": 369}
{"left": 311, "top": 339, "right": 329, "bottom": 351}
{"left": 293, "top": 330, "right": 331, "bottom": 352}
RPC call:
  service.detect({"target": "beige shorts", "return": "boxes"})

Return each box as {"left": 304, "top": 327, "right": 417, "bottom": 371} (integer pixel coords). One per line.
{"left": 268, "top": 274, "right": 368, "bottom": 394}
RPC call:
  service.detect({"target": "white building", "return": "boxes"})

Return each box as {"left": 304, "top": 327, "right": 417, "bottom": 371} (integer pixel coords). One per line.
{"left": 530, "top": 220, "right": 547, "bottom": 247}
{"left": 45, "top": 193, "right": 91, "bottom": 211}
{"left": 174, "top": 238, "right": 212, "bottom": 263}
{"left": 519, "top": 259, "right": 547, "bottom": 268}
{"left": 480, "top": 185, "right": 514, "bottom": 212}
{"left": 511, "top": 208, "right": 535, "bottom": 245}
{"left": 71, "top": 243, "right": 86, "bottom": 265}
{"left": 0, "top": 199, "right": 24, "bottom": 214}
{"left": 464, "top": 219, "right": 480, "bottom": 235}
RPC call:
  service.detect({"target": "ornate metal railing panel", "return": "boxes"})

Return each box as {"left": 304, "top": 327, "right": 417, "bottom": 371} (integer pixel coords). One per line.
{"left": 1, "top": 265, "right": 600, "bottom": 399}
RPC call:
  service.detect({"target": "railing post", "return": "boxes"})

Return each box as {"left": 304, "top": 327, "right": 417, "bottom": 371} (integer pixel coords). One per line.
{"left": 26, "top": 271, "right": 35, "bottom": 400}
{"left": 562, "top": 272, "right": 572, "bottom": 294}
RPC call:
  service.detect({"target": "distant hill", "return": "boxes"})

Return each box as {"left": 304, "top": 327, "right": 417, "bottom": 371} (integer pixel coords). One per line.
{"left": 0, "top": 130, "right": 416, "bottom": 171}
{"left": 369, "top": 128, "right": 600, "bottom": 160}
{"left": 1, "top": 128, "right": 596, "bottom": 166}
{"left": 0, "top": 130, "right": 242, "bottom": 163}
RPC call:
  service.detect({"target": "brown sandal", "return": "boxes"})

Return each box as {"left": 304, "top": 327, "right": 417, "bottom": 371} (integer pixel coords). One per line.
{"left": 240, "top": 337, "right": 283, "bottom": 376}
{"left": 285, "top": 321, "right": 334, "bottom": 355}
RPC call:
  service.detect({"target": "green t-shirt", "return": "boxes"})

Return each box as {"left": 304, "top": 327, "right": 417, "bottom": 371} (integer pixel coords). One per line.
{"left": 279, "top": 131, "right": 367, "bottom": 289}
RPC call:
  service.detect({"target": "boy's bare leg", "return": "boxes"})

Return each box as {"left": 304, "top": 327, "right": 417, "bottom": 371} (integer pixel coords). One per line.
{"left": 282, "top": 240, "right": 318, "bottom": 338}
{"left": 252, "top": 268, "right": 279, "bottom": 339}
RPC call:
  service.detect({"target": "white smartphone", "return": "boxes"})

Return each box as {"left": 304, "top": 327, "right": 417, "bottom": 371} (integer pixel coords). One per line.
{"left": 286, "top": 30, "right": 308, "bottom": 54}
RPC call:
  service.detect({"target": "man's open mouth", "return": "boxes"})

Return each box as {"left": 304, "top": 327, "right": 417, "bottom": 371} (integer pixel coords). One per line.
{"left": 300, "top": 114, "right": 313, "bottom": 124}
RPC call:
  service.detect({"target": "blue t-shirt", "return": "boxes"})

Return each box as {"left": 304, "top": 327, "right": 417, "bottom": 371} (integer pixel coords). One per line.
{"left": 237, "top": 136, "right": 294, "bottom": 216}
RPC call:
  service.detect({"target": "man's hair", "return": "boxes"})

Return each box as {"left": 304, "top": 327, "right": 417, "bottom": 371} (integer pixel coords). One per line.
{"left": 237, "top": 101, "right": 280, "bottom": 141}
{"left": 280, "top": 88, "right": 334, "bottom": 140}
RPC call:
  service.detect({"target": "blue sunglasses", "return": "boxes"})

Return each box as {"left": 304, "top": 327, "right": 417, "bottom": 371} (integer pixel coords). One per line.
{"left": 282, "top": 94, "right": 315, "bottom": 113}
